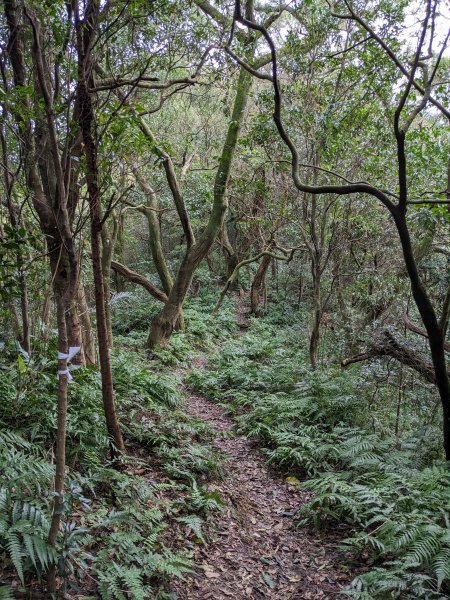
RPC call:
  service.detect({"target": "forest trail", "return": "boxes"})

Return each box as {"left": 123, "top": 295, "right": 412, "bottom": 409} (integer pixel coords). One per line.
{"left": 170, "top": 358, "right": 354, "bottom": 599}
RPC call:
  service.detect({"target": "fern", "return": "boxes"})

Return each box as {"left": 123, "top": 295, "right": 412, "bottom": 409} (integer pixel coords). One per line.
{"left": 176, "top": 515, "right": 206, "bottom": 545}
{"left": 0, "top": 587, "right": 14, "bottom": 600}
{"left": 191, "top": 320, "right": 450, "bottom": 598}
{"left": 185, "top": 480, "right": 224, "bottom": 514}
{"left": 433, "top": 548, "right": 450, "bottom": 590}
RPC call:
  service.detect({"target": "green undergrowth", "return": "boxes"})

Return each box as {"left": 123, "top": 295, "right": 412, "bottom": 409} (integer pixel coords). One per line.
{"left": 112, "top": 288, "right": 237, "bottom": 365}
{"left": 0, "top": 291, "right": 235, "bottom": 598}
{"left": 188, "top": 312, "right": 450, "bottom": 599}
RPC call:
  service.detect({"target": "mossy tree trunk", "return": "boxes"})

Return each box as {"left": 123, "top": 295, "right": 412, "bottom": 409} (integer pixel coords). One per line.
{"left": 148, "top": 65, "right": 253, "bottom": 348}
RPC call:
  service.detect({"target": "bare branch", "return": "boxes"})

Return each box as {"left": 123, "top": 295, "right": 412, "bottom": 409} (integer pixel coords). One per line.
{"left": 231, "top": 1, "right": 395, "bottom": 212}
{"left": 213, "top": 245, "right": 300, "bottom": 314}
{"left": 110, "top": 260, "right": 168, "bottom": 303}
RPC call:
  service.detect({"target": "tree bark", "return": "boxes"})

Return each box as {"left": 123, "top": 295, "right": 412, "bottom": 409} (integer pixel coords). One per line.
{"left": 76, "top": 281, "right": 96, "bottom": 366}
{"left": 250, "top": 252, "right": 271, "bottom": 315}
{"left": 309, "top": 261, "right": 322, "bottom": 369}
{"left": 393, "top": 210, "right": 450, "bottom": 460}
{"left": 148, "top": 63, "right": 254, "bottom": 348}
{"left": 66, "top": 296, "right": 85, "bottom": 366}
{"left": 341, "top": 330, "right": 439, "bottom": 385}
{"left": 114, "top": 211, "right": 127, "bottom": 292}
{"left": 100, "top": 224, "right": 114, "bottom": 347}
{"left": 4, "top": 5, "right": 80, "bottom": 593}
{"left": 110, "top": 260, "right": 168, "bottom": 302}
{"left": 76, "top": 0, "right": 125, "bottom": 454}
{"left": 221, "top": 222, "right": 239, "bottom": 282}
{"left": 133, "top": 170, "right": 174, "bottom": 295}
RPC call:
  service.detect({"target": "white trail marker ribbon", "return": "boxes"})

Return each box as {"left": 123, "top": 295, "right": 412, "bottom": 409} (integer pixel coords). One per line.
{"left": 57, "top": 346, "right": 81, "bottom": 382}
{"left": 57, "top": 368, "right": 73, "bottom": 382}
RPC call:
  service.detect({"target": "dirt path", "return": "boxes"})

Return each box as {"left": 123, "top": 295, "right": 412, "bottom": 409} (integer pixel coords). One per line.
{"left": 171, "top": 386, "right": 355, "bottom": 599}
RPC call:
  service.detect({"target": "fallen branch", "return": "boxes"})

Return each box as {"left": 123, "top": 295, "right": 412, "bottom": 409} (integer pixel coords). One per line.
{"left": 402, "top": 311, "right": 450, "bottom": 352}
{"left": 342, "top": 330, "right": 437, "bottom": 384}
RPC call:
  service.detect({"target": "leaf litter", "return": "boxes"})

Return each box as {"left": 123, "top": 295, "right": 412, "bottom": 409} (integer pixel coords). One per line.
{"left": 170, "top": 385, "right": 360, "bottom": 599}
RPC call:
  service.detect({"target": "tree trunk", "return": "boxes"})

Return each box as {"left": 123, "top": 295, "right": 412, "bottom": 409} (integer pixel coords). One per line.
{"left": 114, "top": 212, "right": 127, "bottom": 292}
{"left": 148, "top": 250, "right": 199, "bottom": 347}
{"left": 76, "top": 4, "right": 125, "bottom": 454}
{"left": 221, "top": 223, "right": 239, "bottom": 283}
{"left": 91, "top": 219, "right": 125, "bottom": 452}
{"left": 393, "top": 210, "right": 450, "bottom": 460}
{"left": 100, "top": 226, "right": 114, "bottom": 348}
{"left": 133, "top": 170, "right": 174, "bottom": 295}
{"left": 18, "top": 261, "right": 31, "bottom": 356}
{"left": 206, "top": 252, "right": 215, "bottom": 274}
{"left": 309, "top": 263, "right": 322, "bottom": 369}
{"left": 132, "top": 171, "right": 185, "bottom": 331}
{"left": 40, "top": 277, "right": 53, "bottom": 335}
{"left": 76, "top": 281, "right": 96, "bottom": 366}
{"left": 250, "top": 252, "right": 271, "bottom": 315}
{"left": 66, "top": 297, "right": 85, "bottom": 366}
{"left": 46, "top": 291, "right": 70, "bottom": 593}
{"left": 8, "top": 299, "right": 21, "bottom": 339}
{"left": 148, "top": 64, "right": 253, "bottom": 348}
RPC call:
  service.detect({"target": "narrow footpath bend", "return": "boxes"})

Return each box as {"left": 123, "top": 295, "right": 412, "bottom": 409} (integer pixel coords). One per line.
{"left": 171, "top": 377, "right": 355, "bottom": 599}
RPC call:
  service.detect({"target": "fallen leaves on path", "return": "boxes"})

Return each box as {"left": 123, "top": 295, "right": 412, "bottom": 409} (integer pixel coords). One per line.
{"left": 171, "top": 391, "right": 356, "bottom": 600}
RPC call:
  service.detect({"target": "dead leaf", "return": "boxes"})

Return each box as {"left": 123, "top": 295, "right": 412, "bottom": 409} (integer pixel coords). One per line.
{"left": 285, "top": 476, "right": 301, "bottom": 486}
{"left": 262, "top": 572, "right": 275, "bottom": 589}
{"left": 204, "top": 571, "right": 220, "bottom": 579}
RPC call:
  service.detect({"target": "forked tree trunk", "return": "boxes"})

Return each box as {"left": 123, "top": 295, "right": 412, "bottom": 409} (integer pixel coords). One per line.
{"left": 133, "top": 170, "right": 174, "bottom": 295}
{"left": 148, "top": 249, "right": 201, "bottom": 346}
{"left": 133, "top": 171, "right": 184, "bottom": 331}
{"left": 148, "top": 64, "right": 253, "bottom": 348}
{"left": 3, "top": 6, "right": 81, "bottom": 594}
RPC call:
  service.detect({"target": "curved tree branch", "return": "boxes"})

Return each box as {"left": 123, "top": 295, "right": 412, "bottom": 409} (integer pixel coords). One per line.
{"left": 232, "top": 1, "right": 396, "bottom": 213}
{"left": 110, "top": 260, "right": 168, "bottom": 303}
{"left": 213, "top": 246, "right": 300, "bottom": 314}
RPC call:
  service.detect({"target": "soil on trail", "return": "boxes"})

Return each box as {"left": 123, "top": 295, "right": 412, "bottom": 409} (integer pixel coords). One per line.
{"left": 171, "top": 384, "right": 355, "bottom": 600}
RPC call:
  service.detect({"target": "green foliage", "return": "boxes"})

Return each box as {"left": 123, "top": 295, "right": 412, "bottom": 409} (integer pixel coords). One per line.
{"left": 0, "top": 431, "right": 89, "bottom": 591}
{"left": 0, "top": 587, "right": 14, "bottom": 600}
{"left": 0, "top": 431, "right": 54, "bottom": 585}
{"left": 183, "top": 480, "right": 224, "bottom": 514}
{"left": 88, "top": 472, "right": 193, "bottom": 600}
{"left": 307, "top": 462, "right": 450, "bottom": 598}
{"left": 0, "top": 336, "right": 222, "bottom": 597}
{"left": 111, "top": 290, "right": 161, "bottom": 335}
{"left": 0, "top": 224, "right": 29, "bottom": 302}
{"left": 176, "top": 515, "right": 206, "bottom": 545}
{"left": 190, "top": 317, "right": 448, "bottom": 598}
